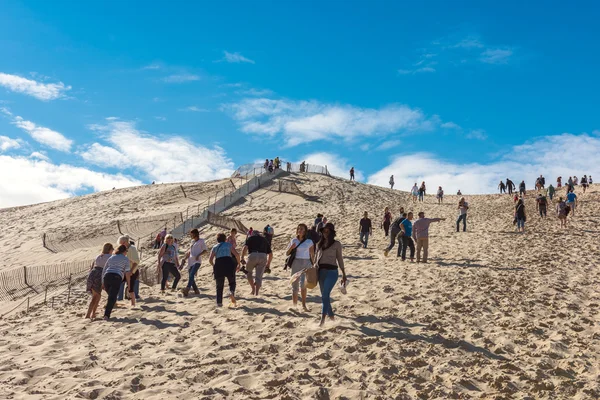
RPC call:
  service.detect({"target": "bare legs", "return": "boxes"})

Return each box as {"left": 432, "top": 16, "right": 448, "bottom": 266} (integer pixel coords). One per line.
{"left": 86, "top": 290, "right": 101, "bottom": 319}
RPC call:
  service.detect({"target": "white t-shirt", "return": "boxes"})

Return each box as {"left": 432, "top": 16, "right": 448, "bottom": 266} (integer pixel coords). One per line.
{"left": 459, "top": 202, "right": 469, "bottom": 215}
{"left": 188, "top": 239, "right": 207, "bottom": 266}
{"left": 287, "top": 238, "right": 314, "bottom": 260}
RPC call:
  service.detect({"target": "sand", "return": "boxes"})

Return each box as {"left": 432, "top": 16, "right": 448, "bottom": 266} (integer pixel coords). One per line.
{"left": 1, "top": 173, "right": 599, "bottom": 399}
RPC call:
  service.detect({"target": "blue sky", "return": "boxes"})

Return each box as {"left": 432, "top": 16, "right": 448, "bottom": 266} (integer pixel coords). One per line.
{"left": 1, "top": 0, "right": 600, "bottom": 207}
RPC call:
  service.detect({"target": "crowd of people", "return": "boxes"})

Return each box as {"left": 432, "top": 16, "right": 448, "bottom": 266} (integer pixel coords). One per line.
{"left": 86, "top": 168, "right": 591, "bottom": 324}
{"left": 86, "top": 217, "right": 347, "bottom": 327}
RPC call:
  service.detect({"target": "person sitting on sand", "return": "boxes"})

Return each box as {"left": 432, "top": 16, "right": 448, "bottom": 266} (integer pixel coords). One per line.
{"left": 400, "top": 212, "right": 415, "bottom": 261}
{"left": 436, "top": 186, "right": 444, "bottom": 204}
{"left": 285, "top": 223, "right": 314, "bottom": 311}
{"left": 556, "top": 197, "right": 568, "bottom": 228}
{"left": 241, "top": 231, "right": 273, "bottom": 296}
{"left": 86, "top": 243, "right": 114, "bottom": 320}
{"left": 382, "top": 207, "right": 392, "bottom": 237}
{"left": 315, "top": 222, "right": 347, "bottom": 327}
{"left": 102, "top": 245, "right": 131, "bottom": 320}
{"left": 412, "top": 212, "right": 445, "bottom": 263}
{"left": 157, "top": 234, "right": 181, "bottom": 294}
{"left": 209, "top": 233, "right": 240, "bottom": 307}
{"left": 384, "top": 208, "right": 406, "bottom": 257}
{"left": 515, "top": 199, "right": 526, "bottom": 233}
{"left": 182, "top": 229, "right": 208, "bottom": 297}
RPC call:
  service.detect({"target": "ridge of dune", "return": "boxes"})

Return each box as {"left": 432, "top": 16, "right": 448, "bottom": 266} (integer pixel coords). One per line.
{"left": 1, "top": 172, "right": 600, "bottom": 399}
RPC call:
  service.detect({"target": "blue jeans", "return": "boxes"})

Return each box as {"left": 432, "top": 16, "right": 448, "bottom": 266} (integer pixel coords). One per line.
{"left": 516, "top": 218, "right": 525, "bottom": 229}
{"left": 117, "top": 271, "right": 140, "bottom": 300}
{"left": 359, "top": 232, "right": 369, "bottom": 248}
{"left": 187, "top": 263, "right": 201, "bottom": 290}
{"left": 318, "top": 268, "right": 339, "bottom": 317}
{"left": 456, "top": 214, "right": 467, "bottom": 232}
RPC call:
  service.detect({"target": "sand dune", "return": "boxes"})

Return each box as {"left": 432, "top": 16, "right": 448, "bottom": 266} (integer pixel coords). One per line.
{"left": 1, "top": 172, "right": 599, "bottom": 399}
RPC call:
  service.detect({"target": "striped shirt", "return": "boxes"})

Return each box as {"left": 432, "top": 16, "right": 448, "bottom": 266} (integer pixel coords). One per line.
{"left": 102, "top": 254, "right": 131, "bottom": 281}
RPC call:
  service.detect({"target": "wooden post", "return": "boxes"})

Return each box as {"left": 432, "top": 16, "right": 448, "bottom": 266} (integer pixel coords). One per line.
{"left": 117, "top": 220, "right": 122, "bottom": 234}
{"left": 26, "top": 297, "right": 29, "bottom": 314}
{"left": 42, "top": 233, "right": 46, "bottom": 248}
{"left": 44, "top": 286, "right": 47, "bottom": 304}
{"left": 51, "top": 296, "right": 54, "bottom": 309}
{"left": 23, "top": 266, "right": 28, "bottom": 286}
{"left": 67, "top": 274, "right": 72, "bottom": 303}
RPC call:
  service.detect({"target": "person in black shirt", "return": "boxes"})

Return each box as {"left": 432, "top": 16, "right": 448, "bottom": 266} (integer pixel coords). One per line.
{"left": 498, "top": 180, "right": 506, "bottom": 194}
{"left": 384, "top": 208, "right": 406, "bottom": 257}
{"left": 519, "top": 180, "right": 526, "bottom": 196}
{"left": 349, "top": 167, "right": 355, "bottom": 181}
{"left": 506, "top": 178, "right": 515, "bottom": 195}
{"left": 241, "top": 232, "right": 273, "bottom": 296}
{"left": 359, "top": 211, "right": 372, "bottom": 248}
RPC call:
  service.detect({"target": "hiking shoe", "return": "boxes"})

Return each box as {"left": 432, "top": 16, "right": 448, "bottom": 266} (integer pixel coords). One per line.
{"left": 193, "top": 288, "right": 200, "bottom": 295}
{"left": 265, "top": 267, "right": 271, "bottom": 274}
{"left": 182, "top": 288, "right": 190, "bottom": 297}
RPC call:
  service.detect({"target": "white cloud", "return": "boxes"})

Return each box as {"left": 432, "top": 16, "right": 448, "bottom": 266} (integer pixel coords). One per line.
{"left": 222, "top": 51, "right": 255, "bottom": 64}
{"left": 29, "top": 151, "right": 49, "bottom": 161}
{"left": 376, "top": 139, "right": 402, "bottom": 151}
{"left": 162, "top": 74, "right": 200, "bottom": 83}
{"left": 480, "top": 48, "right": 513, "bottom": 64}
{"left": 466, "top": 129, "right": 487, "bottom": 140}
{"left": 142, "top": 63, "right": 162, "bottom": 70}
{"left": 154, "top": 116, "right": 167, "bottom": 121}
{"left": 11, "top": 115, "right": 73, "bottom": 152}
{"left": 300, "top": 152, "right": 364, "bottom": 181}
{"left": 0, "top": 155, "right": 141, "bottom": 208}
{"left": 441, "top": 122, "right": 461, "bottom": 130}
{"left": 226, "top": 97, "right": 433, "bottom": 147}
{"left": 0, "top": 135, "right": 22, "bottom": 151}
{"left": 452, "top": 37, "right": 485, "bottom": 49}
{"left": 238, "top": 88, "right": 274, "bottom": 96}
{"left": 179, "top": 106, "right": 209, "bottom": 112}
{"left": 81, "top": 120, "right": 234, "bottom": 182}
{"left": 0, "top": 72, "right": 71, "bottom": 101}
{"left": 368, "top": 133, "right": 600, "bottom": 194}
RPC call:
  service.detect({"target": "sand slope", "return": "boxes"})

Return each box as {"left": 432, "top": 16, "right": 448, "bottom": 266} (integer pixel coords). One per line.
{"left": 1, "top": 173, "right": 599, "bottom": 399}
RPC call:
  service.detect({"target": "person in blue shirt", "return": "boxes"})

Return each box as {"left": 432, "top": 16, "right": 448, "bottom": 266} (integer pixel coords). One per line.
{"left": 209, "top": 233, "right": 241, "bottom": 307}
{"left": 566, "top": 190, "right": 577, "bottom": 216}
{"left": 400, "top": 212, "right": 415, "bottom": 262}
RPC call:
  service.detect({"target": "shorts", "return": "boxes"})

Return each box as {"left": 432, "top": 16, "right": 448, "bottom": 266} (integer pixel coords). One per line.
{"left": 246, "top": 253, "right": 268, "bottom": 285}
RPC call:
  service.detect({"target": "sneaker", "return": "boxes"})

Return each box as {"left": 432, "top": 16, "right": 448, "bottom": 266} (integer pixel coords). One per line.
{"left": 265, "top": 267, "right": 271, "bottom": 274}
{"left": 193, "top": 288, "right": 200, "bottom": 295}
{"left": 182, "top": 288, "right": 190, "bottom": 297}
{"left": 217, "top": 303, "right": 223, "bottom": 307}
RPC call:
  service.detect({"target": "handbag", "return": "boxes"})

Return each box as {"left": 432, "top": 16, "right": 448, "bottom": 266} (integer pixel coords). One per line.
{"left": 305, "top": 243, "right": 323, "bottom": 290}
{"left": 284, "top": 238, "right": 307, "bottom": 270}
